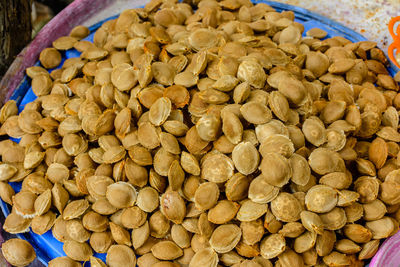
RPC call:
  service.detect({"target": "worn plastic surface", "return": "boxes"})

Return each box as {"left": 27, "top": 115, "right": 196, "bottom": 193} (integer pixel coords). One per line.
{"left": 1, "top": 1, "right": 397, "bottom": 266}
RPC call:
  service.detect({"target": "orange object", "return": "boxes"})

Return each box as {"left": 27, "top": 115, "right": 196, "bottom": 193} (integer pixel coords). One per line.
{"left": 388, "top": 16, "right": 400, "bottom": 68}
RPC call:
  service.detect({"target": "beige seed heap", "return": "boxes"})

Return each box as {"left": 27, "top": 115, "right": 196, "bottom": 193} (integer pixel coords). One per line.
{"left": 0, "top": 0, "right": 400, "bottom": 266}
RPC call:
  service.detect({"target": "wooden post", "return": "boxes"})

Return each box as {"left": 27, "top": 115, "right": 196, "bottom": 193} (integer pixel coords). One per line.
{"left": 0, "top": 0, "right": 32, "bottom": 79}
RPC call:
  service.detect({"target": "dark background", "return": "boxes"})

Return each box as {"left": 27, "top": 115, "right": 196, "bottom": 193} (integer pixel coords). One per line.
{"left": 36, "top": 0, "right": 71, "bottom": 13}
